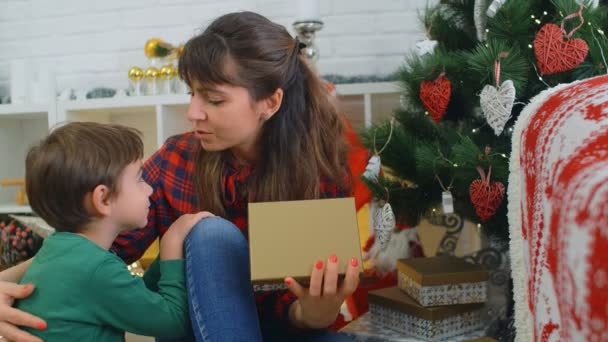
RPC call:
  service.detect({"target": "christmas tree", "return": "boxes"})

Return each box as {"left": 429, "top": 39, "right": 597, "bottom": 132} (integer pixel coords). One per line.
{"left": 361, "top": 0, "right": 608, "bottom": 241}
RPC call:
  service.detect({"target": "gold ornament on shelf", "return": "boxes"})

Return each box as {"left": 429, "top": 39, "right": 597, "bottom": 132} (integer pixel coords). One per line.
{"left": 128, "top": 66, "right": 144, "bottom": 96}
{"left": 159, "top": 64, "right": 177, "bottom": 94}
{"left": 168, "top": 44, "right": 185, "bottom": 60}
{"left": 144, "top": 67, "right": 160, "bottom": 95}
{"left": 131, "top": 38, "right": 184, "bottom": 96}
{"left": 159, "top": 65, "right": 177, "bottom": 79}
{"left": 128, "top": 66, "right": 144, "bottom": 82}
{"left": 144, "top": 38, "right": 174, "bottom": 59}
{"left": 144, "top": 67, "right": 159, "bottom": 80}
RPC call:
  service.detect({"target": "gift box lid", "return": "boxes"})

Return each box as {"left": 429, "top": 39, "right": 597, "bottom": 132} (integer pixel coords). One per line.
{"left": 368, "top": 287, "right": 484, "bottom": 321}
{"left": 397, "top": 256, "right": 489, "bottom": 286}
{"left": 248, "top": 198, "right": 363, "bottom": 284}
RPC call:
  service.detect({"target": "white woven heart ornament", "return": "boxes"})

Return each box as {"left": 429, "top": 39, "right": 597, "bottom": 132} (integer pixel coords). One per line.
{"left": 371, "top": 200, "right": 396, "bottom": 251}
{"left": 480, "top": 79, "right": 515, "bottom": 136}
{"left": 363, "top": 155, "right": 381, "bottom": 181}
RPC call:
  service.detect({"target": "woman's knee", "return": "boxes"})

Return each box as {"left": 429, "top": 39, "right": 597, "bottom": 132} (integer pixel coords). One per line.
{"left": 185, "top": 216, "right": 246, "bottom": 249}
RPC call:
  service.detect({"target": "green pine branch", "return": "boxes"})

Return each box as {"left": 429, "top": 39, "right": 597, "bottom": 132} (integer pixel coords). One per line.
{"left": 360, "top": 0, "right": 607, "bottom": 241}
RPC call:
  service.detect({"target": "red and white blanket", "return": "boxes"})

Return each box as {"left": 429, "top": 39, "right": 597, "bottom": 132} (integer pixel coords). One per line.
{"left": 509, "top": 75, "right": 608, "bottom": 341}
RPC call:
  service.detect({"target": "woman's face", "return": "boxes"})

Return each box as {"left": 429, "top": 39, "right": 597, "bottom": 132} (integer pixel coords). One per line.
{"left": 187, "top": 80, "right": 267, "bottom": 156}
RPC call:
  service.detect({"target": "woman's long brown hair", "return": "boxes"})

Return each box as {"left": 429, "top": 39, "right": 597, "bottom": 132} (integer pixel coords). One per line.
{"left": 178, "top": 11, "right": 350, "bottom": 216}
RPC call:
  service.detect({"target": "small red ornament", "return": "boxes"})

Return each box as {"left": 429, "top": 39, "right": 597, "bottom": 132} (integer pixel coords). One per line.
{"left": 534, "top": 6, "right": 588, "bottom": 75}
{"left": 469, "top": 166, "right": 505, "bottom": 222}
{"left": 420, "top": 73, "right": 451, "bottom": 122}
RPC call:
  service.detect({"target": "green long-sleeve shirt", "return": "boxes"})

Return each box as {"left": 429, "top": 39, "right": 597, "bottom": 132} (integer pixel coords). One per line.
{"left": 16, "top": 232, "right": 188, "bottom": 341}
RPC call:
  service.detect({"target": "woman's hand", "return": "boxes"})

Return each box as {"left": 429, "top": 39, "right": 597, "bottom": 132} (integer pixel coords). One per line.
{"left": 285, "top": 254, "right": 360, "bottom": 329}
{"left": 0, "top": 282, "right": 45, "bottom": 342}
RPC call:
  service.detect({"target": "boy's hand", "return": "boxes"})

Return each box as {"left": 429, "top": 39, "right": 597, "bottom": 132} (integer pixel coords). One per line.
{"left": 160, "top": 212, "right": 215, "bottom": 260}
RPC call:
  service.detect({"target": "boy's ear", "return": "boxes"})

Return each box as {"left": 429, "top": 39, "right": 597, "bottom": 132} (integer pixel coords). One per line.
{"left": 86, "top": 184, "right": 113, "bottom": 217}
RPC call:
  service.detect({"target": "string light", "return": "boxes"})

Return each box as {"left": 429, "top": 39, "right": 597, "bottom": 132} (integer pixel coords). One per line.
{"left": 472, "top": 128, "right": 478, "bottom": 133}
{"left": 453, "top": 163, "right": 459, "bottom": 167}
{"left": 535, "top": 19, "right": 542, "bottom": 24}
{"left": 531, "top": 14, "right": 535, "bottom": 19}
{"left": 543, "top": 11, "right": 548, "bottom": 16}
{"left": 590, "top": 26, "right": 608, "bottom": 73}
{"left": 528, "top": 44, "right": 533, "bottom": 49}
{"left": 127, "top": 262, "right": 144, "bottom": 277}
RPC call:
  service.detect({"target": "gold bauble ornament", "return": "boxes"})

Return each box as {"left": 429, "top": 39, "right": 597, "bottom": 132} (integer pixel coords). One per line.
{"left": 144, "top": 38, "right": 162, "bottom": 58}
{"left": 128, "top": 67, "right": 144, "bottom": 82}
{"left": 160, "top": 65, "right": 177, "bottom": 79}
{"left": 144, "top": 67, "right": 159, "bottom": 80}
{"left": 144, "top": 38, "right": 173, "bottom": 58}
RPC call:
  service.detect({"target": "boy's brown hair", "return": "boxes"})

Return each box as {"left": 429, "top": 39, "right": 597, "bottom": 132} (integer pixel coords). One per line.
{"left": 25, "top": 122, "right": 144, "bottom": 232}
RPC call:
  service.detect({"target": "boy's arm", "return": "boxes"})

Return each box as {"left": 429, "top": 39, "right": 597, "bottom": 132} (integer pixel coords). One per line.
{"left": 89, "top": 257, "right": 189, "bottom": 337}
{"left": 142, "top": 256, "right": 160, "bottom": 292}
{"left": 0, "top": 259, "right": 33, "bottom": 283}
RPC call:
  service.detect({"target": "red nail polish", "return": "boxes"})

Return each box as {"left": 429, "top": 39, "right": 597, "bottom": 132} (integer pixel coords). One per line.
{"left": 38, "top": 322, "right": 47, "bottom": 330}
{"left": 350, "top": 257, "right": 359, "bottom": 267}
{"left": 315, "top": 261, "right": 324, "bottom": 270}
{"left": 329, "top": 254, "right": 338, "bottom": 263}
{"left": 285, "top": 279, "right": 293, "bottom": 286}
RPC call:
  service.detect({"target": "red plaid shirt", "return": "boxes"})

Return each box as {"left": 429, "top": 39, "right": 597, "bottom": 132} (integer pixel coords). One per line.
{"left": 111, "top": 132, "right": 349, "bottom": 334}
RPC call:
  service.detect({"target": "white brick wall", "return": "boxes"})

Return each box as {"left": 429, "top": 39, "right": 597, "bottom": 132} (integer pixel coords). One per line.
{"left": 0, "top": 0, "right": 430, "bottom": 96}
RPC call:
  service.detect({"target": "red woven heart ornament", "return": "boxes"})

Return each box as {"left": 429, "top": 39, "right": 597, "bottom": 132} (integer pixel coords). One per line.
{"left": 469, "top": 166, "right": 505, "bottom": 222}
{"left": 420, "top": 74, "right": 451, "bottom": 122}
{"left": 534, "top": 6, "right": 588, "bottom": 75}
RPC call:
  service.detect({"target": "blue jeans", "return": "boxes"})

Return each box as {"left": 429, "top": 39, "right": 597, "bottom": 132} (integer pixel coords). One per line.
{"left": 158, "top": 217, "right": 352, "bottom": 342}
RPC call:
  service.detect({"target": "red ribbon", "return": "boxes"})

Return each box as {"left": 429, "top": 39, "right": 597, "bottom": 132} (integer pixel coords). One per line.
{"left": 561, "top": 4, "right": 585, "bottom": 39}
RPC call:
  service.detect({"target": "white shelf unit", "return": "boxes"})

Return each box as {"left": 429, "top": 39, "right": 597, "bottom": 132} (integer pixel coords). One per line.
{"left": 0, "top": 82, "right": 401, "bottom": 214}
{"left": 57, "top": 95, "right": 190, "bottom": 161}
{"left": 0, "top": 205, "right": 33, "bottom": 215}
{"left": 0, "top": 102, "right": 55, "bottom": 214}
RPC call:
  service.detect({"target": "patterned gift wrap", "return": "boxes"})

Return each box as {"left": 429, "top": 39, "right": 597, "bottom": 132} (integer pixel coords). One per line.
{"left": 340, "top": 312, "right": 488, "bottom": 342}
{"left": 369, "top": 287, "right": 485, "bottom": 342}
{"left": 397, "top": 256, "right": 488, "bottom": 307}
{"left": 398, "top": 271, "right": 487, "bottom": 306}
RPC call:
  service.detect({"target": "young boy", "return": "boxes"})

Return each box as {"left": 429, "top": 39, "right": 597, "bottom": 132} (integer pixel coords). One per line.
{"left": 16, "top": 122, "right": 213, "bottom": 341}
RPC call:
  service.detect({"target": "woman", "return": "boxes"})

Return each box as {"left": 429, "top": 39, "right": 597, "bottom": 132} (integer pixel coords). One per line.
{"left": 0, "top": 11, "right": 360, "bottom": 342}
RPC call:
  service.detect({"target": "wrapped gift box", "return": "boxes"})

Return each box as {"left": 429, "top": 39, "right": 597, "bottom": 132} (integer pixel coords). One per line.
{"left": 248, "top": 198, "right": 363, "bottom": 287}
{"left": 369, "top": 287, "right": 484, "bottom": 341}
{"left": 339, "top": 312, "right": 489, "bottom": 341}
{"left": 397, "top": 256, "right": 488, "bottom": 306}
